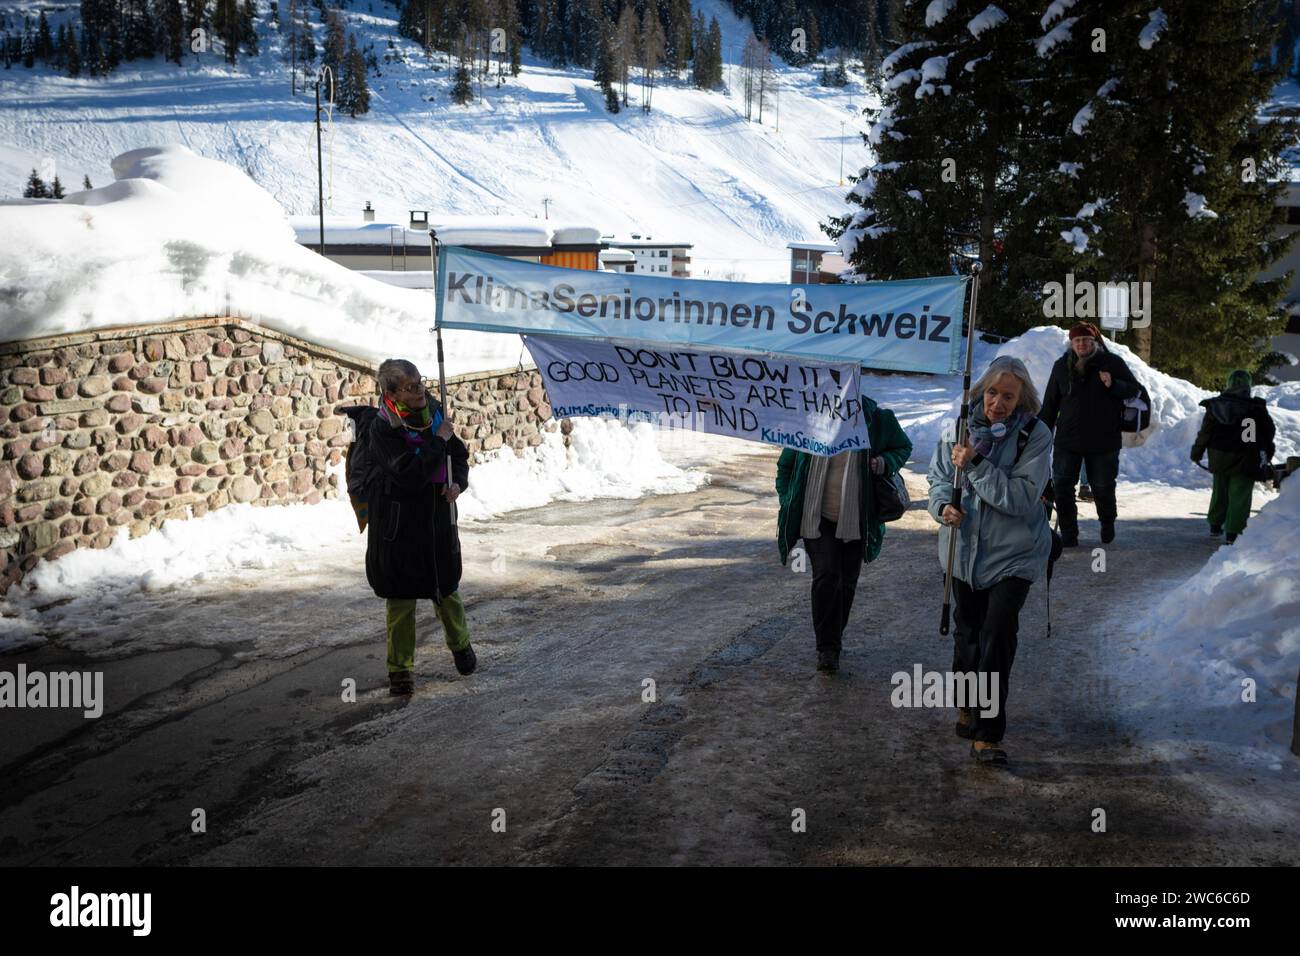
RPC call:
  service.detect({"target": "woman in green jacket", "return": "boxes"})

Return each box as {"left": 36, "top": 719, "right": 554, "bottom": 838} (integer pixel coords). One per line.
{"left": 775, "top": 395, "right": 913, "bottom": 672}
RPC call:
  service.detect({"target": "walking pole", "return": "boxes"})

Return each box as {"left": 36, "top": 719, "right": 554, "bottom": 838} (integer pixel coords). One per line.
{"left": 430, "top": 230, "right": 448, "bottom": 414}
{"left": 940, "top": 260, "right": 983, "bottom": 636}
{"left": 429, "top": 230, "right": 456, "bottom": 527}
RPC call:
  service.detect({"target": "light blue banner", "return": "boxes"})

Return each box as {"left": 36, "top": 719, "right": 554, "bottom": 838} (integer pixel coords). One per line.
{"left": 436, "top": 246, "right": 968, "bottom": 374}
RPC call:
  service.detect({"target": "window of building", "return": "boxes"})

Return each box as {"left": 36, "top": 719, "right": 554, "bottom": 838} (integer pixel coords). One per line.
{"left": 659, "top": 250, "right": 668, "bottom": 257}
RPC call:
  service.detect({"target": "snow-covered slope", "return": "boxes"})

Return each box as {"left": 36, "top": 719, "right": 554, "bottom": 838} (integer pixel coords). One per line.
{"left": 0, "top": 0, "right": 869, "bottom": 283}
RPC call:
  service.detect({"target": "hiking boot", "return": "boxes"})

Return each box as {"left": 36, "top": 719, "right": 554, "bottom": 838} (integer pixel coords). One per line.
{"left": 955, "top": 707, "right": 975, "bottom": 739}
{"left": 1225, "top": 533, "right": 1238, "bottom": 545}
{"left": 1060, "top": 529, "right": 1079, "bottom": 548}
{"left": 453, "top": 644, "right": 477, "bottom": 676}
{"left": 1209, "top": 525, "right": 1223, "bottom": 536}
{"left": 1100, "top": 520, "right": 1115, "bottom": 544}
{"left": 816, "top": 650, "right": 840, "bottom": 673}
{"left": 1078, "top": 484, "right": 1094, "bottom": 502}
{"left": 388, "top": 670, "right": 414, "bottom": 696}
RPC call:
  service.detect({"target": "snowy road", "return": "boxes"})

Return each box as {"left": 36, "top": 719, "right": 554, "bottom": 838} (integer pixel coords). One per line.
{"left": 1, "top": 440, "right": 1296, "bottom": 866}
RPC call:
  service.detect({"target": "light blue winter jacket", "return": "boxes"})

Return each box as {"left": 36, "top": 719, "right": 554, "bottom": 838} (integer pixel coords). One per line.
{"left": 926, "top": 417, "right": 1053, "bottom": 590}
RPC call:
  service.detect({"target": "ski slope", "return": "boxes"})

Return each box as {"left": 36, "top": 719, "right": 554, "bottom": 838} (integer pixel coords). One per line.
{"left": 0, "top": 0, "right": 871, "bottom": 282}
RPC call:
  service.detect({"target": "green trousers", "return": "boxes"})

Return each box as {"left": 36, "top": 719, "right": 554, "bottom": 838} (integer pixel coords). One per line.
{"left": 385, "top": 591, "right": 471, "bottom": 673}
{"left": 1207, "top": 470, "right": 1254, "bottom": 535}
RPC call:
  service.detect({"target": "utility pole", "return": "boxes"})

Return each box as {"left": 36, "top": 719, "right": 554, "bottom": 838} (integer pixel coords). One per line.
{"left": 839, "top": 121, "right": 845, "bottom": 186}
{"left": 315, "top": 66, "right": 333, "bottom": 256}
{"left": 541, "top": 197, "right": 552, "bottom": 219}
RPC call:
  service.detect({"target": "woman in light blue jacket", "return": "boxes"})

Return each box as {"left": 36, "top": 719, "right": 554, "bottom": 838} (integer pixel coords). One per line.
{"left": 927, "top": 356, "right": 1053, "bottom": 766}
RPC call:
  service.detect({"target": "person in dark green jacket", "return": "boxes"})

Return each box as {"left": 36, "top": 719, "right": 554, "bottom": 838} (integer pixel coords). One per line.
{"left": 775, "top": 395, "right": 912, "bottom": 673}
{"left": 1191, "top": 369, "right": 1276, "bottom": 544}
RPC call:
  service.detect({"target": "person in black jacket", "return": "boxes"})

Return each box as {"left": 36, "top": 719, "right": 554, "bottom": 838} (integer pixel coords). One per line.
{"left": 1191, "top": 369, "right": 1276, "bottom": 544}
{"left": 364, "top": 358, "right": 475, "bottom": 695}
{"left": 1039, "top": 322, "right": 1141, "bottom": 546}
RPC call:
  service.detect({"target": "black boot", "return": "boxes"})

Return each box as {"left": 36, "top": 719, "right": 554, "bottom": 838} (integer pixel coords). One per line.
{"left": 1100, "top": 520, "right": 1115, "bottom": 544}
{"left": 389, "top": 670, "right": 414, "bottom": 696}
{"left": 453, "top": 644, "right": 477, "bottom": 676}
{"left": 1209, "top": 524, "right": 1223, "bottom": 536}
{"left": 1225, "top": 533, "right": 1238, "bottom": 545}
{"left": 816, "top": 649, "right": 840, "bottom": 673}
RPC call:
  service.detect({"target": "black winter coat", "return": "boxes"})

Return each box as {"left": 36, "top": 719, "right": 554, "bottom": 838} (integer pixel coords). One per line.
{"left": 1039, "top": 345, "right": 1140, "bottom": 453}
{"left": 1190, "top": 391, "right": 1276, "bottom": 475}
{"left": 363, "top": 396, "right": 470, "bottom": 602}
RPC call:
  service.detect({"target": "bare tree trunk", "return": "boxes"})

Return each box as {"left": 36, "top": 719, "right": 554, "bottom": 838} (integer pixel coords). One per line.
{"left": 1132, "top": 220, "right": 1156, "bottom": 363}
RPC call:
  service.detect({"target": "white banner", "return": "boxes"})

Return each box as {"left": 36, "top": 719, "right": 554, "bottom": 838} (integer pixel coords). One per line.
{"left": 523, "top": 335, "right": 869, "bottom": 457}
{"left": 438, "top": 246, "right": 969, "bottom": 374}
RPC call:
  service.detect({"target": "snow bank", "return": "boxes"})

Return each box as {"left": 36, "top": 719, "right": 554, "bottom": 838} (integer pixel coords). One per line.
{"left": 0, "top": 417, "right": 707, "bottom": 651}
{"left": 990, "top": 326, "right": 1300, "bottom": 486}
{"left": 0, "top": 145, "right": 520, "bottom": 375}
{"left": 1131, "top": 476, "right": 1300, "bottom": 757}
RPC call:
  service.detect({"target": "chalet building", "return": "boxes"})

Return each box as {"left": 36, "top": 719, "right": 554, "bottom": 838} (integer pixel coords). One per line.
{"left": 788, "top": 241, "right": 848, "bottom": 284}
{"left": 601, "top": 234, "right": 693, "bottom": 277}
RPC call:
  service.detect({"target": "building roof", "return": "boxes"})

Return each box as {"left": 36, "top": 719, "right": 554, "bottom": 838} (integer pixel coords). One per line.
{"left": 787, "top": 241, "right": 839, "bottom": 252}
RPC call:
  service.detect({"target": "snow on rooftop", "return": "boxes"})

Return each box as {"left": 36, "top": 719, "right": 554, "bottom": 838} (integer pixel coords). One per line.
{"left": 0, "top": 145, "right": 525, "bottom": 375}
{"left": 288, "top": 215, "right": 600, "bottom": 248}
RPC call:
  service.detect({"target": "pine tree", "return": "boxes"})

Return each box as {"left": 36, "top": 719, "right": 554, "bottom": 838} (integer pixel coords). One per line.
{"left": 83, "top": 174, "right": 93, "bottom": 189}
{"left": 595, "top": 15, "right": 619, "bottom": 112}
{"left": 826, "top": 1, "right": 1047, "bottom": 329}
{"left": 50, "top": 176, "right": 65, "bottom": 199}
{"left": 36, "top": 11, "right": 52, "bottom": 63}
{"left": 340, "top": 33, "right": 368, "bottom": 115}
{"left": 162, "top": 0, "right": 185, "bottom": 64}
{"left": 23, "top": 169, "right": 49, "bottom": 198}
{"left": 322, "top": 6, "right": 345, "bottom": 76}
{"left": 66, "top": 27, "right": 82, "bottom": 76}
{"left": 240, "top": 0, "right": 259, "bottom": 56}
{"left": 54, "top": 22, "right": 66, "bottom": 69}
{"left": 1038, "top": 2, "right": 1295, "bottom": 381}
{"left": 452, "top": 60, "right": 472, "bottom": 103}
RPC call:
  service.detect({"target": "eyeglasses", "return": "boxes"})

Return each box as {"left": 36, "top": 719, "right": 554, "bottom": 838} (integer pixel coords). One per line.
{"left": 392, "top": 381, "right": 424, "bottom": 395}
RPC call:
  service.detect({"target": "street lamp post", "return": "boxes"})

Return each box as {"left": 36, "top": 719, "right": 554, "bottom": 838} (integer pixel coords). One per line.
{"left": 315, "top": 66, "right": 334, "bottom": 256}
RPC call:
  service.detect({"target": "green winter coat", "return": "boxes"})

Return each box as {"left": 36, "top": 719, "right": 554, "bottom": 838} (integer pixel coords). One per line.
{"left": 775, "top": 398, "right": 913, "bottom": 566}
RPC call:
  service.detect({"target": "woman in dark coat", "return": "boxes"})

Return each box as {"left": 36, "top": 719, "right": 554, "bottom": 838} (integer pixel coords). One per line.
{"left": 363, "top": 359, "right": 475, "bottom": 694}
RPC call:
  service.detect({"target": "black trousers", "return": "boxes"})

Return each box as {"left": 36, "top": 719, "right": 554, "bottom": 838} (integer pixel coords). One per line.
{"left": 802, "top": 516, "right": 864, "bottom": 653}
{"left": 1053, "top": 446, "right": 1120, "bottom": 534}
{"left": 951, "top": 575, "right": 1032, "bottom": 743}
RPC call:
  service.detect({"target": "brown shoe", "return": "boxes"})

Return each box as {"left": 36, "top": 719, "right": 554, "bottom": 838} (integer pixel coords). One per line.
{"left": 970, "top": 740, "right": 1008, "bottom": 766}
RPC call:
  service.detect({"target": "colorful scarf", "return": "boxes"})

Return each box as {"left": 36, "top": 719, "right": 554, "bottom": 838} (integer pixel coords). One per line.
{"left": 962, "top": 406, "right": 1032, "bottom": 492}
{"left": 382, "top": 392, "right": 447, "bottom": 484}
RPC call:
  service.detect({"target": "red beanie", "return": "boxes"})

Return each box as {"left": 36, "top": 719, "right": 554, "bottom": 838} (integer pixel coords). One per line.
{"left": 1069, "top": 322, "right": 1100, "bottom": 340}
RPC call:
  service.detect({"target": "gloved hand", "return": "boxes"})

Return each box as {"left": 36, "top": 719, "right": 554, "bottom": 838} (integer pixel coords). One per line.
{"left": 869, "top": 455, "right": 886, "bottom": 475}
{"left": 1190, "top": 450, "right": 1203, "bottom": 464}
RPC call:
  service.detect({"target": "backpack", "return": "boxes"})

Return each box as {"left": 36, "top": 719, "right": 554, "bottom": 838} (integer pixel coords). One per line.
{"left": 338, "top": 405, "right": 384, "bottom": 532}
{"left": 1120, "top": 381, "right": 1152, "bottom": 433}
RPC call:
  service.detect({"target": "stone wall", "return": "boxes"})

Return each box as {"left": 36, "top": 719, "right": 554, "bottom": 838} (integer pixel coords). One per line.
{"left": 0, "top": 317, "right": 559, "bottom": 594}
